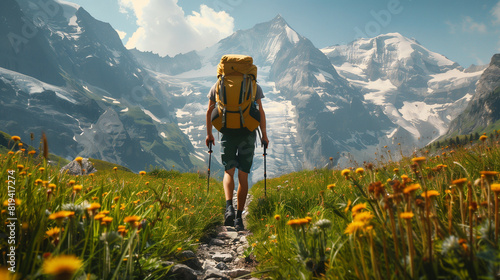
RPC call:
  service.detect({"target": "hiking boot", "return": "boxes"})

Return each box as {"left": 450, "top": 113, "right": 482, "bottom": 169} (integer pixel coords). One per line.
{"left": 235, "top": 217, "right": 244, "bottom": 231}
{"left": 224, "top": 205, "right": 235, "bottom": 226}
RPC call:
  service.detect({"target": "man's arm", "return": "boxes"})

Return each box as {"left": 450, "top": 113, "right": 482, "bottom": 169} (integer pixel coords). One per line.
{"left": 206, "top": 100, "right": 216, "bottom": 147}
{"left": 257, "top": 99, "right": 269, "bottom": 148}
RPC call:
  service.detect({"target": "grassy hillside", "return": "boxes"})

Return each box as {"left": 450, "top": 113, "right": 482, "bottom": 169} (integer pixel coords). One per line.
{"left": 246, "top": 135, "right": 500, "bottom": 279}
{"left": 3, "top": 131, "right": 500, "bottom": 279}
{"left": 0, "top": 134, "right": 224, "bottom": 279}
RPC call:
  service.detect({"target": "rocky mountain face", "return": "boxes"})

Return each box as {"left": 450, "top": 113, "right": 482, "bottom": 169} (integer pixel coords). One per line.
{"left": 0, "top": 0, "right": 202, "bottom": 172}
{"left": 445, "top": 54, "right": 500, "bottom": 136}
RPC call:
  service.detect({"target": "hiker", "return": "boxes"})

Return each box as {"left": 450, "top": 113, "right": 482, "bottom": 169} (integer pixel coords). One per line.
{"left": 205, "top": 55, "right": 269, "bottom": 231}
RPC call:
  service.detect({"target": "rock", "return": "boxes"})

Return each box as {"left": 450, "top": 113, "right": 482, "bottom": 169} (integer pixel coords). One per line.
{"left": 178, "top": 250, "right": 203, "bottom": 271}
{"left": 236, "top": 245, "right": 246, "bottom": 255}
{"left": 215, "top": 262, "right": 229, "bottom": 270}
{"left": 167, "top": 264, "right": 197, "bottom": 280}
{"left": 204, "top": 268, "right": 230, "bottom": 280}
{"left": 212, "top": 253, "right": 233, "bottom": 263}
{"left": 217, "top": 231, "right": 238, "bottom": 240}
{"left": 209, "top": 238, "right": 226, "bottom": 246}
{"left": 240, "top": 236, "right": 248, "bottom": 244}
{"left": 202, "top": 259, "right": 217, "bottom": 270}
{"left": 60, "top": 158, "right": 97, "bottom": 175}
{"left": 227, "top": 269, "right": 252, "bottom": 278}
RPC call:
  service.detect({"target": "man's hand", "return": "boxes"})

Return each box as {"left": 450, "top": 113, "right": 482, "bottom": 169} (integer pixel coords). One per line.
{"left": 261, "top": 135, "right": 269, "bottom": 149}
{"left": 206, "top": 134, "right": 215, "bottom": 147}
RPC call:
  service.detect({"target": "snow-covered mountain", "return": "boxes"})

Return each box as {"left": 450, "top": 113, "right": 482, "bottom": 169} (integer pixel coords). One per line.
{"left": 322, "top": 33, "right": 485, "bottom": 150}
{"left": 0, "top": 0, "right": 203, "bottom": 172}
{"left": 134, "top": 16, "right": 396, "bottom": 181}
{"left": 0, "top": 0, "right": 487, "bottom": 180}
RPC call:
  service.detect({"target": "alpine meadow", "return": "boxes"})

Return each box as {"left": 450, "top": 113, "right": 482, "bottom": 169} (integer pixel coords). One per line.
{"left": 2, "top": 0, "right": 500, "bottom": 279}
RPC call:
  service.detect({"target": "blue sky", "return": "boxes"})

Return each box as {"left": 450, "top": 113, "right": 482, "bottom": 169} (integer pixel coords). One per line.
{"left": 63, "top": 0, "right": 500, "bottom": 67}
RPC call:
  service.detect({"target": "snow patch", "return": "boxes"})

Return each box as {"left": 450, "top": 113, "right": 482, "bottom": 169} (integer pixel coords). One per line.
{"left": 142, "top": 109, "right": 163, "bottom": 123}
{"left": 285, "top": 25, "right": 300, "bottom": 44}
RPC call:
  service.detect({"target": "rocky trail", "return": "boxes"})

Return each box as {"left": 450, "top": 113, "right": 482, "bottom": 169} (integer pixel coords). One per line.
{"left": 167, "top": 193, "right": 260, "bottom": 280}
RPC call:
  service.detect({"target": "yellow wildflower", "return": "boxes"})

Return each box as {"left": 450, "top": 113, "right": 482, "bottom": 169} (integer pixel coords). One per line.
{"left": 344, "top": 221, "right": 366, "bottom": 235}
{"left": 42, "top": 255, "right": 82, "bottom": 279}
{"left": 422, "top": 190, "right": 440, "bottom": 198}
{"left": 403, "top": 183, "right": 421, "bottom": 194}
{"left": 400, "top": 212, "right": 414, "bottom": 219}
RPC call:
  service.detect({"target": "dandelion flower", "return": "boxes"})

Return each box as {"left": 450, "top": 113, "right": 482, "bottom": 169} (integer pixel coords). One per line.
{"left": 102, "top": 217, "right": 113, "bottom": 225}
{"left": 48, "top": 211, "right": 74, "bottom": 221}
{"left": 274, "top": 214, "right": 280, "bottom": 221}
{"left": 327, "top": 184, "right": 335, "bottom": 190}
{"left": 411, "top": 157, "right": 426, "bottom": 164}
{"left": 452, "top": 178, "right": 468, "bottom": 186}
{"left": 87, "top": 202, "right": 101, "bottom": 212}
{"left": 42, "top": 255, "right": 82, "bottom": 280}
{"left": 480, "top": 171, "right": 499, "bottom": 178}
{"left": 351, "top": 203, "right": 367, "bottom": 214}
{"left": 393, "top": 168, "right": 399, "bottom": 173}
{"left": 344, "top": 221, "right": 366, "bottom": 235}
{"left": 74, "top": 157, "right": 83, "bottom": 163}
{"left": 73, "top": 185, "right": 82, "bottom": 192}
{"left": 94, "top": 213, "right": 106, "bottom": 221}
{"left": 403, "top": 183, "right": 421, "bottom": 194}
{"left": 139, "top": 171, "right": 146, "bottom": 176}
{"left": 113, "top": 167, "right": 118, "bottom": 171}
{"left": 491, "top": 184, "right": 500, "bottom": 193}
{"left": 124, "top": 215, "right": 141, "bottom": 225}
{"left": 287, "top": 219, "right": 301, "bottom": 229}
{"left": 353, "top": 211, "right": 374, "bottom": 223}
{"left": 341, "top": 169, "right": 351, "bottom": 177}
{"left": 480, "top": 135, "right": 488, "bottom": 142}
{"left": 422, "top": 190, "right": 440, "bottom": 198}
{"left": 46, "top": 227, "right": 61, "bottom": 239}
{"left": 400, "top": 212, "right": 414, "bottom": 219}
{"left": 401, "top": 174, "right": 410, "bottom": 183}
{"left": 355, "top": 167, "right": 364, "bottom": 175}
{"left": 11, "top": 136, "right": 21, "bottom": 142}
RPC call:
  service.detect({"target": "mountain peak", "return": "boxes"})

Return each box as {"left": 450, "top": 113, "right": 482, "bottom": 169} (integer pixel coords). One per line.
{"left": 271, "top": 14, "right": 286, "bottom": 24}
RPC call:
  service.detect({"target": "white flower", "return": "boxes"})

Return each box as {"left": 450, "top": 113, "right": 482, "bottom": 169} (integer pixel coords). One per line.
{"left": 441, "top": 236, "right": 460, "bottom": 256}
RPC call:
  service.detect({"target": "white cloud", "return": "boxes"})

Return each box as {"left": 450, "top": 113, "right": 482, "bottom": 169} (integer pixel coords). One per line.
{"left": 116, "top": 29, "right": 127, "bottom": 39}
{"left": 119, "top": 0, "right": 234, "bottom": 56}
{"left": 492, "top": 1, "right": 500, "bottom": 24}
{"left": 462, "top": 16, "right": 486, "bottom": 33}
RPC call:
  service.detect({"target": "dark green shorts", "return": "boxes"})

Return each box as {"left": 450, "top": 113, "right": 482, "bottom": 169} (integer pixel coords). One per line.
{"left": 221, "top": 130, "right": 256, "bottom": 173}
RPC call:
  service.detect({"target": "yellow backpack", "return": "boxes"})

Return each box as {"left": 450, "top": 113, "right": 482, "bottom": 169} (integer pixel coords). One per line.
{"left": 211, "top": 54, "right": 260, "bottom": 132}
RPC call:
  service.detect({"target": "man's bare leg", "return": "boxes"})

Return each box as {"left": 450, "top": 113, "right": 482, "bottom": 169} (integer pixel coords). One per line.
{"left": 237, "top": 170, "right": 249, "bottom": 211}
{"left": 235, "top": 170, "right": 249, "bottom": 231}
{"left": 223, "top": 168, "right": 236, "bottom": 226}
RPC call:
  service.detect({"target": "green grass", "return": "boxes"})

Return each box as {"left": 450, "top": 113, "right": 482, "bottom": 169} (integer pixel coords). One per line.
{"left": 0, "top": 136, "right": 225, "bottom": 279}
{"left": 4, "top": 130, "right": 500, "bottom": 279}
{"left": 246, "top": 136, "right": 500, "bottom": 279}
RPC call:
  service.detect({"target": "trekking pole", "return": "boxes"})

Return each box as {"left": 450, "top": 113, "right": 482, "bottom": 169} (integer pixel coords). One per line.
{"left": 263, "top": 140, "right": 268, "bottom": 197}
{"left": 207, "top": 141, "right": 213, "bottom": 193}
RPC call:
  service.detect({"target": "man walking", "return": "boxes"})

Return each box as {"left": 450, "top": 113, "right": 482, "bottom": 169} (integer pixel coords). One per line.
{"left": 205, "top": 55, "right": 269, "bottom": 231}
